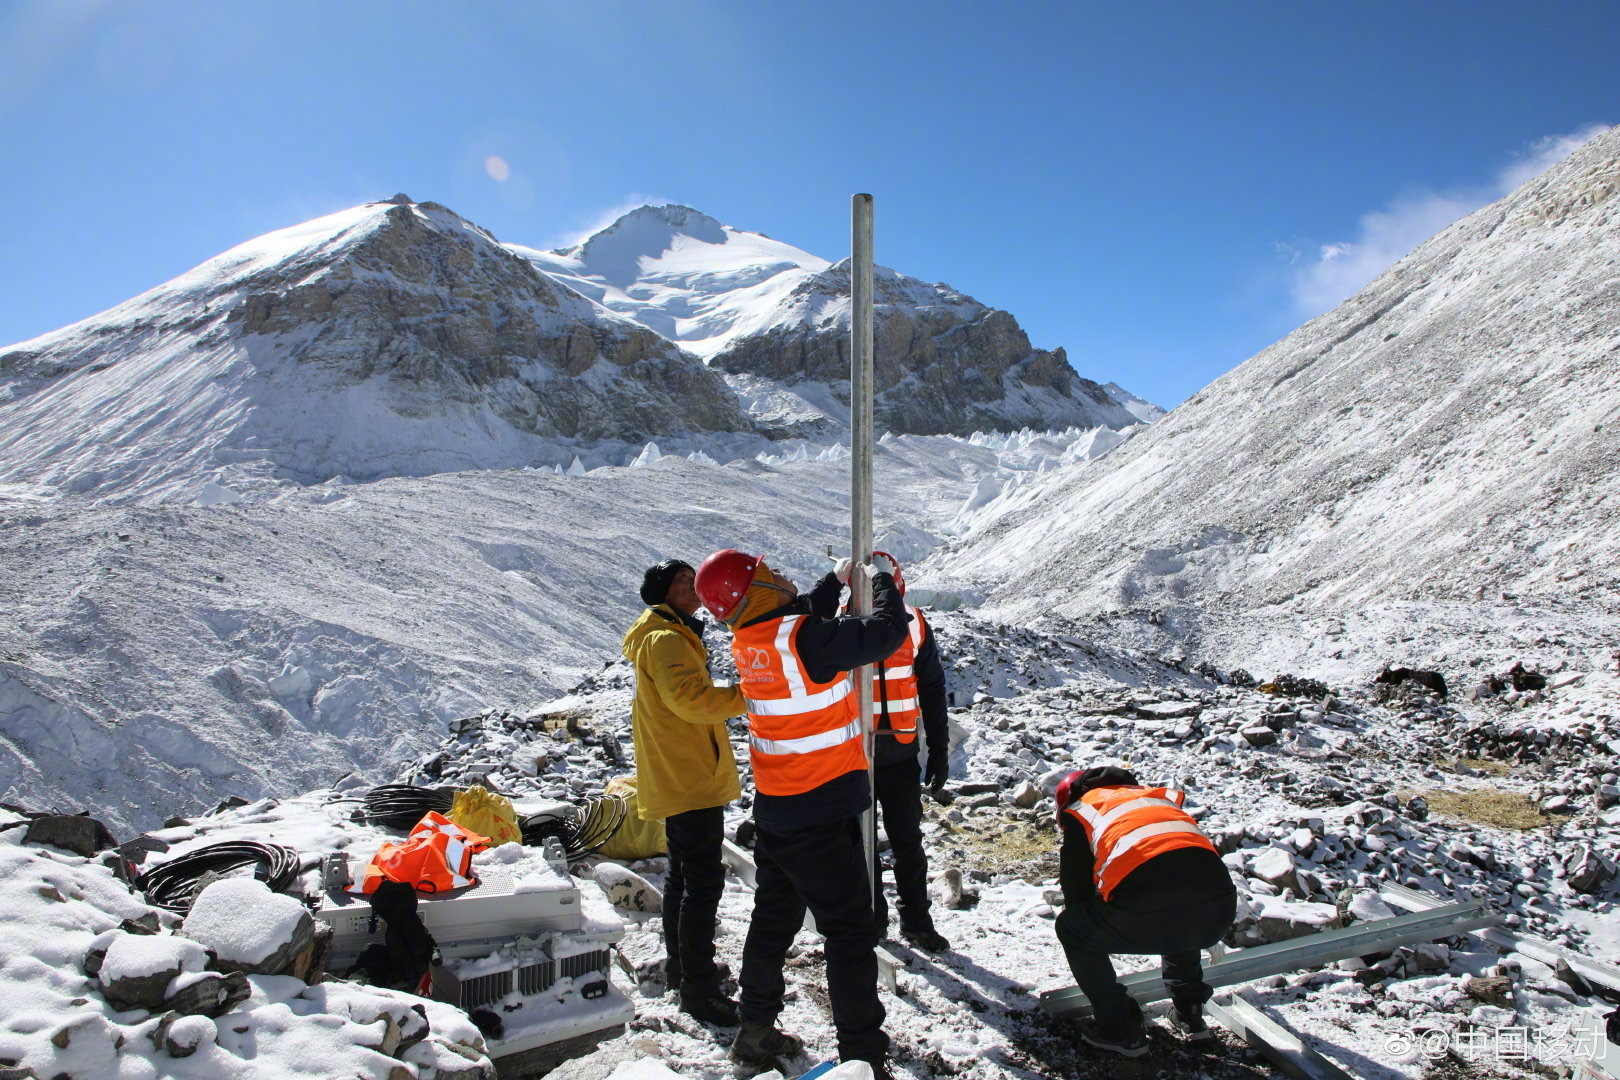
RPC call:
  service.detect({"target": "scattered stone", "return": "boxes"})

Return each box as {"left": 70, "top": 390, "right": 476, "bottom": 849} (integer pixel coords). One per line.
{"left": 1338, "top": 888, "right": 1396, "bottom": 923}
{"left": 1241, "top": 726, "right": 1279, "bottom": 748}
{"left": 1465, "top": 974, "right": 1513, "bottom": 1007}
{"left": 1563, "top": 845, "right": 1617, "bottom": 893}
{"left": 931, "top": 868, "right": 974, "bottom": 910}
{"left": 593, "top": 863, "right": 662, "bottom": 912}
{"left": 953, "top": 782, "right": 1000, "bottom": 796}
{"left": 1009, "top": 782, "right": 1040, "bottom": 809}
{"left": 23, "top": 814, "right": 118, "bottom": 857}
{"left": 163, "top": 1014, "right": 216, "bottom": 1058}
{"left": 1409, "top": 942, "right": 1450, "bottom": 972}
{"left": 1251, "top": 847, "right": 1300, "bottom": 893}
{"left": 1136, "top": 701, "right": 1201, "bottom": 720}
{"left": 162, "top": 970, "right": 251, "bottom": 1018}
{"left": 1541, "top": 794, "right": 1575, "bottom": 814}
{"left": 99, "top": 933, "right": 210, "bottom": 1012}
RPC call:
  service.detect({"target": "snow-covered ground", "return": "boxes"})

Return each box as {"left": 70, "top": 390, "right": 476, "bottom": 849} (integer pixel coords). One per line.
{"left": 387, "top": 612, "right": 1620, "bottom": 1079}
{"left": 0, "top": 427, "right": 1130, "bottom": 836}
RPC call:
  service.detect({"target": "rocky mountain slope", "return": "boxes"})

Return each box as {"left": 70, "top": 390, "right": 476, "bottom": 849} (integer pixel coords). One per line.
{"left": 935, "top": 125, "right": 1620, "bottom": 628}
{"left": 519, "top": 205, "right": 1145, "bottom": 437}
{"left": 0, "top": 196, "right": 749, "bottom": 502}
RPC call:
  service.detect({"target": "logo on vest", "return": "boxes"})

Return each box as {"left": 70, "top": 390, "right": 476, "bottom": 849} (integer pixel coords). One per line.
{"left": 745, "top": 647, "right": 771, "bottom": 670}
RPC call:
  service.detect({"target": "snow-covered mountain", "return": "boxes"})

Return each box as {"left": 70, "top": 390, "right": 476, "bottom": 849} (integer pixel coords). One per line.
{"left": 937, "top": 125, "right": 1620, "bottom": 628}
{"left": 0, "top": 196, "right": 749, "bottom": 502}
{"left": 518, "top": 205, "right": 1144, "bottom": 437}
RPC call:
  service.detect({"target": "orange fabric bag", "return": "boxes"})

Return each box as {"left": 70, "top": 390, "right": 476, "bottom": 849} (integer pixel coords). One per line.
{"left": 349, "top": 811, "right": 492, "bottom": 895}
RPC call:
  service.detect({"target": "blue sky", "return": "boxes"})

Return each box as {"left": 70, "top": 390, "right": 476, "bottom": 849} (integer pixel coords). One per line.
{"left": 1, "top": 1, "right": 1614, "bottom": 409}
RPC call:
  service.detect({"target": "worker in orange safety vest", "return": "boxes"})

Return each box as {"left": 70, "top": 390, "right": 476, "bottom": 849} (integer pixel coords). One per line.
{"left": 1053, "top": 765, "right": 1237, "bottom": 1058}
{"left": 825, "top": 551, "right": 951, "bottom": 953}
{"left": 694, "top": 549, "right": 908, "bottom": 1078}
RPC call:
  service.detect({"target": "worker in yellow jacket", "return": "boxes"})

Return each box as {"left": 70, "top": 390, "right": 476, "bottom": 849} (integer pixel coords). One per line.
{"left": 621, "top": 559, "right": 746, "bottom": 1027}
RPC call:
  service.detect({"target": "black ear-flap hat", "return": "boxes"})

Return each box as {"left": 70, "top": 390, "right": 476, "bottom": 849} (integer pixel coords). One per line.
{"left": 640, "top": 559, "right": 694, "bottom": 606}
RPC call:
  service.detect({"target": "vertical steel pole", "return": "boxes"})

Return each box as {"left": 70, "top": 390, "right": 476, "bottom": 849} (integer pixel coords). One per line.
{"left": 850, "top": 193, "right": 877, "bottom": 914}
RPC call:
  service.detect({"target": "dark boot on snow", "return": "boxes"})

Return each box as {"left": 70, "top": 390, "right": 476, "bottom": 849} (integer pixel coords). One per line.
{"left": 1077, "top": 1017, "right": 1149, "bottom": 1058}
{"left": 900, "top": 923, "right": 950, "bottom": 953}
{"left": 731, "top": 1019, "right": 804, "bottom": 1063}
{"left": 679, "top": 987, "right": 739, "bottom": 1027}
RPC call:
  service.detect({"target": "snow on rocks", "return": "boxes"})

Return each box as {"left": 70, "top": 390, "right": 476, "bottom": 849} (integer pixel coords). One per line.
{"left": 180, "top": 877, "right": 316, "bottom": 976}
{"left": 0, "top": 800, "right": 497, "bottom": 1079}
{"left": 594, "top": 864, "right": 662, "bottom": 913}
{"left": 97, "top": 932, "right": 209, "bottom": 1011}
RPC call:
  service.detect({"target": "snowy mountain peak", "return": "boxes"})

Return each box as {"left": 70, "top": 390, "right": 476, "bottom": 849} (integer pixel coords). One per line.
{"left": 517, "top": 208, "right": 1148, "bottom": 437}
{"left": 566, "top": 203, "right": 729, "bottom": 261}
{"left": 0, "top": 198, "right": 749, "bottom": 501}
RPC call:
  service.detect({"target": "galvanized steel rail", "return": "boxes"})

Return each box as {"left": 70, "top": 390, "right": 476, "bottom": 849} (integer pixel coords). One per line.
{"left": 1039, "top": 896, "right": 1500, "bottom": 1019}
{"left": 1204, "top": 995, "right": 1355, "bottom": 1080}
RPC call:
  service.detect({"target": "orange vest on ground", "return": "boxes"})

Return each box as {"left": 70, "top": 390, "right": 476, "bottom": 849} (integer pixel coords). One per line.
{"left": 875, "top": 606, "right": 926, "bottom": 743}
{"left": 349, "top": 811, "right": 491, "bottom": 895}
{"left": 1062, "top": 785, "right": 1216, "bottom": 901}
{"left": 733, "top": 613, "right": 864, "bottom": 796}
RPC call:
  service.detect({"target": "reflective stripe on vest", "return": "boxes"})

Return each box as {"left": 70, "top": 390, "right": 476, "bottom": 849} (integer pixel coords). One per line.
{"left": 1063, "top": 785, "right": 1215, "bottom": 901}
{"left": 876, "top": 606, "right": 926, "bottom": 743}
{"left": 733, "top": 613, "right": 865, "bottom": 796}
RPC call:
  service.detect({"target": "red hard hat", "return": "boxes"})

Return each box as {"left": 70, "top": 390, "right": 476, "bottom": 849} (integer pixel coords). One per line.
{"left": 695, "top": 549, "right": 762, "bottom": 621}
{"left": 872, "top": 549, "right": 904, "bottom": 597}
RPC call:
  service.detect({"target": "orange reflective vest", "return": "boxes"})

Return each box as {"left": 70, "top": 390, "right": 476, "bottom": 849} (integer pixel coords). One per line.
{"left": 875, "top": 606, "right": 926, "bottom": 743}
{"left": 349, "top": 811, "right": 491, "bottom": 895}
{"left": 1062, "top": 785, "right": 1216, "bottom": 901}
{"left": 733, "top": 613, "right": 864, "bottom": 796}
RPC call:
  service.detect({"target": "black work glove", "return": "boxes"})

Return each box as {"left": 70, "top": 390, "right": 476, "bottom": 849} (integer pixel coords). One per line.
{"left": 923, "top": 748, "right": 949, "bottom": 790}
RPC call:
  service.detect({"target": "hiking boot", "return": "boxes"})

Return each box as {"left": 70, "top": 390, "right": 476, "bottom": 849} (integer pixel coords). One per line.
{"left": 679, "top": 989, "right": 739, "bottom": 1027}
{"left": 730, "top": 1019, "right": 804, "bottom": 1063}
{"left": 1076, "top": 1018, "right": 1149, "bottom": 1058}
{"left": 1168, "top": 1005, "right": 1215, "bottom": 1041}
{"left": 900, "top": 924, "right": 950, "bottom": 952}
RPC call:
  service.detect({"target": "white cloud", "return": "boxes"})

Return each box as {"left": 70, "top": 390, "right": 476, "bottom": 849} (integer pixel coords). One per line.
{"left": 1290, "top": 124, "right": 1609, "bottom": 315}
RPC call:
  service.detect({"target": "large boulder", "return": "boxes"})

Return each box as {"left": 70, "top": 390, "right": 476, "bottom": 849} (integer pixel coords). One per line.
{"left": 180, "top": 877, "right": 315, "bottom": 977}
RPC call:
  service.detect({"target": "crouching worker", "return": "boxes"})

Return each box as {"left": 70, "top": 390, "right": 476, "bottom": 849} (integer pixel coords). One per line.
{"left": 1053, "top": 766, "right": 1236, "bottom": 1057}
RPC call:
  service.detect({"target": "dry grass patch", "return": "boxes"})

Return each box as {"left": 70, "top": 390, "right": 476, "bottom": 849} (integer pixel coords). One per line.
{"left": 1455, "top": 756, "right": 1512, "bottom": 777}
{"left": 1419, "top": 788, "right": 1550, "bottom": 830}
{"left": 928, "top": 807, "right": 1060, "bottom": 881}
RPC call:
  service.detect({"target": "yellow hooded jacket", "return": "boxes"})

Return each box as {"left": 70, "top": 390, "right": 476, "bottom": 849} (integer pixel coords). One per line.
{"left": 621, "top": 604, "right": 744, "bottom": 821}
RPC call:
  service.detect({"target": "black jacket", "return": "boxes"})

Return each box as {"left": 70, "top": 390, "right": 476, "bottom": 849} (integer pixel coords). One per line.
{"left": 808, "top": 580, "right": 949, "bottom": 767}
{"left": 1059, "top": 810, "right": 1234, "bottom": 912}
{"left": 742, "top": 571, "right": 908, "bottom": 829}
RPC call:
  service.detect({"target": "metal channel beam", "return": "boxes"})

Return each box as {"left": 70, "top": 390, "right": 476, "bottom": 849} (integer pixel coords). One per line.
{"left": 1380, "top": 882, "right": 1620, "bottom": 1080}
{"left": 1040, "top": 898, "right": 1499, "bottom": 1019}
{"left": 1380, "top": 882, "right": 1620, "bottom": 994}
{"left": 1205, "top": 995, "right": 1355, "bottom": 1080}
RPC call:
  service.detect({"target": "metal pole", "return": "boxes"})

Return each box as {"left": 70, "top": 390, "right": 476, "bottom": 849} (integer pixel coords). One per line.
{"left": 850, "top": 193, "right": 876, "bottom": 915}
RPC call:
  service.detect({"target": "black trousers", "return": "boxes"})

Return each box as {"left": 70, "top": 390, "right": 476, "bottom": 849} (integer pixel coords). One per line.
{"left": 662, "top": 806, "right": 726, "bottom": 995}
{"left": 739, "top": 815, "right": 887, "bottom": 1062}
{"left": 1054, "top": 890, "right": 1236, "bottom": 1031}
{"left": 872, "top": 757, "right": 932, "bottom": 932}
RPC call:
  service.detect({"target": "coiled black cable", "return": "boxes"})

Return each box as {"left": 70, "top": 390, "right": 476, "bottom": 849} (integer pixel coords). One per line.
{"left": 357, "top": 785, "right": 456, "bottom": 831}
{"left": 519, "top": 794, "right": 629, "bottom": 859}
{"left": 137, "top": 841, "right": 302, "bottom": 913}
{"left": 570, "top": 795, "right": 629, "bottom": 858}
